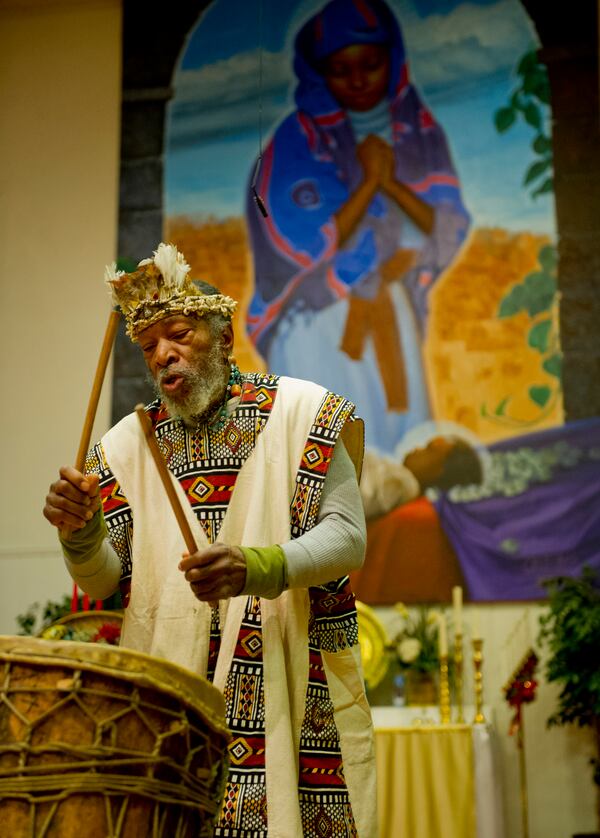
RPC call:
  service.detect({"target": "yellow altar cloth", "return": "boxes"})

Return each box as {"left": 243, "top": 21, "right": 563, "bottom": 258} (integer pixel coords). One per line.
{"left": 375, "top": 724, "right": 476, "bottom": 838}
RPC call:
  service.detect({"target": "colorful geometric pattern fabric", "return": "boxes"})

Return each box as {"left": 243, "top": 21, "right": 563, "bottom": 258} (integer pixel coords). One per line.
{"left": 297, "top": 635, "right": 358, "bottom": 838}
{"left": 215, "top": 595, "right": 267, "bottom": 837}
{"left": 290, "top": 391, "right": 361, "bottom": 836}
{"left": 85, "top": 373, "right": 279, "bottom": 590}
{"left": 85, "top": 442, "right": 134, "bottom": 586}
{"left": 88, "top": 376, "right": 362, "bottom": 837}
{"left": 291, "top": 392, "right": 356, "bottom": 537}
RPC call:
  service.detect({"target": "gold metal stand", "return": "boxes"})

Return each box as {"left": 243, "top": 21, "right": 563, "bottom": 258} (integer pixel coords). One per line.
{"left": 439, "top": 654, "right": 451, "bottom": 724}
{"left": 517, "top": 718, "right": 530, "bottom": 838}
{"left": 472, "top": 638, "right": 486, "bottom": 724}
{"left": 503, "top": 650, "right": 537, "bottom": 838}
{"left": 454, "top": 632, "right": 464, "bottom": 723}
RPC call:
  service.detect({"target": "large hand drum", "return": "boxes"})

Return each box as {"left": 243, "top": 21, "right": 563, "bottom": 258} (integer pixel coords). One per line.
{"left": 0, "top": 636, "right": 230, "bottom": 837}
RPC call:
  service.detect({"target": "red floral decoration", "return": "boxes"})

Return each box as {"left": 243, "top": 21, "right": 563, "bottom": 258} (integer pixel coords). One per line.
{"left": 92, "top": 622, "right": 122, "bottom": 645}
{"left": 504, "top": 651, "right": 539, "bottom": 735}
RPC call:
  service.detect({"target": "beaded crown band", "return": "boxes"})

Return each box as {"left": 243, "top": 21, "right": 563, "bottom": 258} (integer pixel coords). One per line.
{"left": 105, "top": 243, "right": 237, "bottom": 340}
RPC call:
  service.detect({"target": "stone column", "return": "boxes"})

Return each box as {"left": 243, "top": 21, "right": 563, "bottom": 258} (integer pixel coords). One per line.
{"left": 522, "top": 0, "right": 600, "bottom": 420}
{"left": 113, "top": 0, "right": 210, "bottom": 422}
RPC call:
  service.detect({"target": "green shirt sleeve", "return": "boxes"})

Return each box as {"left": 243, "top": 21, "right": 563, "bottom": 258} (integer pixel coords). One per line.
{"left": 59, "top": 509, "right": 108, "bottom": 565}
{"left": 240, "top": 544, "right": 287, "bottom": 600}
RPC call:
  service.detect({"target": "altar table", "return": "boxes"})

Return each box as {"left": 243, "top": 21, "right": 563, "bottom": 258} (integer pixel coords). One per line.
{"left": 372, "top": 707, "right": 505, "bottom": 838}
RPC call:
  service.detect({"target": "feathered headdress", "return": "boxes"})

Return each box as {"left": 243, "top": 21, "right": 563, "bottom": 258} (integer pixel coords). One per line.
{"left": 105, "top": 243, "right": 237, "bottom": 340}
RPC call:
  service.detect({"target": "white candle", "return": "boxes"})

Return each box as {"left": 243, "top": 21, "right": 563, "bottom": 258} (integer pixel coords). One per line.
{"left": 452, "top": 585, "right": 463, "bottom": 634}
{"left": 438, "top": 615, "right": 448, "bottom": 657}
{"left": 472, "top": 609, "right": 481, "bottom": 640}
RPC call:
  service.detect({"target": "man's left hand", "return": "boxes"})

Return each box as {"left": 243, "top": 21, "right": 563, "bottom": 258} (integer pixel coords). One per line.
{"left": 179, "top": 542, "right": 247, "bottom": 602}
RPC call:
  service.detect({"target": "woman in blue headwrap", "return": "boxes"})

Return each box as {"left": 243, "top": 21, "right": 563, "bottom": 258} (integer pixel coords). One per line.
{"left": 246, "top": 0, "right": 470, "bottom": 455}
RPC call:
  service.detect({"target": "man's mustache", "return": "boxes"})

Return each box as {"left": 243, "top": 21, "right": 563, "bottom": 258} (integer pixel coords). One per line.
{"left": 157, "top": 365, "right": 192, "bottom": 385}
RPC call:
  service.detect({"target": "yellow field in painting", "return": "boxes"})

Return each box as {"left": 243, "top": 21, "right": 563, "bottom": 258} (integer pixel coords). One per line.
{"left": 165, "top": 216, "right": 266, "bottom": 374}
{"left": 166, "top": 217, "right": 563, "bottom": 444}
{"left": 426, "top": 227, "right": 563, "bottom": 443}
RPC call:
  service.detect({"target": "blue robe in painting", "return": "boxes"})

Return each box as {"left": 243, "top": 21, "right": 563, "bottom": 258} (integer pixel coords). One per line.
{"left": 246, "top": 0, "right": 470, "bottom": 454}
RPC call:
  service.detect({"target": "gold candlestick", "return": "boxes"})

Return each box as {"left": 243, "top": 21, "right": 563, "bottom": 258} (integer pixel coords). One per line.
{"left": 472, "top": 637, "right": 486, "bottom": 724}
{"left": 454, "top": 632, "right": 464, "bottom": 723}
{"left": 439, "top": 654, "right": 451, "bottom": 724}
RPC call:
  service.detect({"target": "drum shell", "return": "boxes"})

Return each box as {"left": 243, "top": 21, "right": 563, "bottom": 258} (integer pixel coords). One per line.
{"left": 0, "top": 635, "right": 230, "bottom": 838}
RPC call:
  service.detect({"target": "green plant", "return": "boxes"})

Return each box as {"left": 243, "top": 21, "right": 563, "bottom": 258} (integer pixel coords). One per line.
{"left": 16, "top": 595, "right": 73, "bottom": 636}
{"left": 538, "top": 567, "right": 600, "bottom": 829}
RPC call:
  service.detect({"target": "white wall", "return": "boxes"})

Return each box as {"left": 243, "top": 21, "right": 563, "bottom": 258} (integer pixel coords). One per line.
{"left": 0, "top": 0, "right": 122, "bottom": 629}
{"left": 0, "top": 2, "right": 597, "bottom": 837}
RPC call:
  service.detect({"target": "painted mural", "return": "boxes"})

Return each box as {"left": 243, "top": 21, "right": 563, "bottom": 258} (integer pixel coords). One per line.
{"left": 164, "top": 0, "right": 600, "bottom": 602}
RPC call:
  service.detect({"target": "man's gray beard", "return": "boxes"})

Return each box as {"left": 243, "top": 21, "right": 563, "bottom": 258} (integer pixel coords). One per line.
{"left": 150, "top": 343, "right": 230, "bottom": 428}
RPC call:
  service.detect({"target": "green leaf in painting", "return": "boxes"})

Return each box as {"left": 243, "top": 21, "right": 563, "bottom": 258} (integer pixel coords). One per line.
{"left": 495, "top": 397, "right": 510, "bottom": 416}
{"left": 529, "top": 385, "right": 551, "bottom": 407}
{"left": 511, "top": 90, "right": 525, "bottom": 111}
{"left": 528, "top": 319, "right": 552, "bottom": 353}
{"left": 543, "top": 353, "right": 563, "bottom": 379}
{"left": 535, "top": 79, "right": 551, "bottom": 105}
{"left": 498, "top": 284, "right": 526, "bottom": 318}
{"left": 523, "top": 102, "right": 543, "bottom": 130}
{"left": 532, "top": 134, "right": 552, "bottom": 155}
{"left": 523, "top": 271, "right": 557, "bottom": 316}
{"left": 523, "top": 69, "right": 547, "bottom": 97}
{"left": 494, "top": 106, "right": 516, "bottom": 133}
{"left": 524, "top": 271, "right": 556, "bottom": 296}
{"left": 538, "top": 244, "right": 557, "bottom": 273}
{"left": 526, "top": 294, "right": 554, "bottom": 317}
{"left": 523, "top": 158, "right": 550, "bottom": 186}
{"left": 517, "top": 50, "right": 538, "bottom": 77}
{"left": 532, "top": 177, "right": 554, "bottom": 198}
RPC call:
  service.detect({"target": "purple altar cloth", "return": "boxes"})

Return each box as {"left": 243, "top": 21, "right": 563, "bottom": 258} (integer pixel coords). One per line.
{"left": 434, "top": 419, "right": 600, "bottom": 600}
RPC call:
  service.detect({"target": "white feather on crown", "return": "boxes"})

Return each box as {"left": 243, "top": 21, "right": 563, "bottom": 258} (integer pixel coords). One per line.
{"left": 138, "top": 242, "right": 191, "bottom": 290}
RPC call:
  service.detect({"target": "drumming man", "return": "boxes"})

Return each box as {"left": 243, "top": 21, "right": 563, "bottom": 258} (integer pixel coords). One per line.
{"left": 43, "top": 243, "right": 376, "bottom": 837}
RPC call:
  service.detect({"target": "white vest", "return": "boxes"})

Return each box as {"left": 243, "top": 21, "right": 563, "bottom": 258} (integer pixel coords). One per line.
{"left": 102, "top": 376, "right": 376, "bottom": 837}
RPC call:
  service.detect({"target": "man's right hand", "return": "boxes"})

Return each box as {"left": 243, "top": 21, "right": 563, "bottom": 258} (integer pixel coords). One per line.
{"left": 43, "top": 468, "right": 101, "bottom": 532}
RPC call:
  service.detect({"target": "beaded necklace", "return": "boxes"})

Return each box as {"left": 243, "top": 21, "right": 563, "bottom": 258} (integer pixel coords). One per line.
{"left": 208, "top": 363, "right": 244, "bottom": 430}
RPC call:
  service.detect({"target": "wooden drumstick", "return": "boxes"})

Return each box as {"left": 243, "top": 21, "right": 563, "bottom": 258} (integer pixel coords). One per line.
{"left": 135, "top": 405, "right": 219, "bottom": 609}
{"left": 61, "top": 308, "right": 121, "bottom": 541}
{"left": 135, "top": 404, "right": 198, "bottom": 555}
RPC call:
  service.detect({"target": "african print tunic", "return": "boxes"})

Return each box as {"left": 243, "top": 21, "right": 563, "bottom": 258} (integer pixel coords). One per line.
{"left": 87, "top": 374, "right": 369, "bottom": 837}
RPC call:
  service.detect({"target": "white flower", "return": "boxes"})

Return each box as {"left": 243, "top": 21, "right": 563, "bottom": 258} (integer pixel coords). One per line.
{"left": 398, "top": 637, "right": 421, "bottom": 664}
